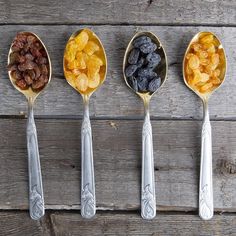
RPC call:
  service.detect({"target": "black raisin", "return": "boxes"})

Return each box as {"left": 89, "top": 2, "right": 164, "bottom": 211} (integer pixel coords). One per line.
{"left": 133, "top": 36, "right": 151, "bottom": 48}
{"left": 140, "top": 42, "right": 157, "bottom": 54}
{"left": 128, "top": 48, "right": 140, "bottom": 64}
{"left": 137, "top": 77, "right": 149, "bottom": 92}
{"left": 125, "top": 64, "right": 138, "bottom": 77}
{"left": 127, "top": 76, "right": 138, "bottom": 92}
{"left": 148, "top": 77, "right": 161, "bottom": 92}
{"left": 146, "top": 52, "right": 161, "bottom": 68}
{"left": 137, "top": 68, "right": 157, "bottom": 80}
{"left": 137, "top": 57, "right": 145, "bottom": 68}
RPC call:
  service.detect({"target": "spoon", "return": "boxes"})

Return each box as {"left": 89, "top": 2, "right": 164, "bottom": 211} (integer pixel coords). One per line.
{"left": 8, "top": 32, "right": 52, "bottom": 220}
{"left": 63, "top": 28, "right": 107, "bottom": 219}
{"left": 183, "top": 31, "right": 227, "bottom": 220}
{"left": 123, "top": 31, "right": 168, "bottom": 220}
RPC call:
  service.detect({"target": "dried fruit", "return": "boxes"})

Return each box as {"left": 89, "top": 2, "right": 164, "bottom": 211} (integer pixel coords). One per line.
{"left": 146, "top": 52, "right": 161, "bottom": 68}
{"left": 83, "top": 40, "right": 100, "bottom": 56}
{"left": 125, "top": 34, "right": 162, "bottom": 93}
{"left": 137, "top": 68, "right": 157, "bottom": 80}
{"left": 64, "top": 29, "right": 106, "bottom": 93}
{"left": 127, "top": 76, "right": 138, "bottom": 92}
{"left": 148, "top": 77, "right": 161, "bottom": 92}
{"left": 133, "top": 36, "right": 151, "bottom": 48}
{"left": 128, "top": 48, "right": 140, "bottom": 65}
{"left": 75, "top": 73, "right": 88, "bottom": 92}
{"left": 74, "top": 31, "right": 89, "bottom": 51}
{"left": 140, "top": 42, "right": 157, "bottom": 54}
{"left": 125, "top": 64, "right": 138, "bottom": 77}
{"left": 185, "top": 33, "right": 224, "bottom": 94}
{"left": 8, "top": 32, "right": 50, "bottom": 91}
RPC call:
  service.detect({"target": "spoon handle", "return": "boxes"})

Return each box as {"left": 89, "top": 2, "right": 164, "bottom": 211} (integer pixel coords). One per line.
{"left": 141, "top": 105, "right": 156, "bottom": 220}
{"left": 199, "top": 101, "right": 213, "bottom": 220}
{"left": 81, "top": 100, "right": 96, "bottom": 219}
{"left": 27, "top": 99, "right": 44, "bottom": 220}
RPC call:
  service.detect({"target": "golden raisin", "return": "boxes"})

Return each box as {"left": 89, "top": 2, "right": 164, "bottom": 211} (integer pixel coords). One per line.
{"left": 188, "top": 55, "right": 200, "bottom": 70}
{"left": 75, "top": 73, "right": 88, "bottom": 92}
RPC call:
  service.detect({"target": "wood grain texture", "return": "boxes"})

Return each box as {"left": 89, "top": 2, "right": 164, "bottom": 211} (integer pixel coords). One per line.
{"left": 0, "top": 211, "right": 50, "bottom": 236}
{"left": 0, "top": 119, "right": 235, "bottom": 211}
{"left": 0, "top": 0, "right": 235, "bottom": 25}
{"left": 0, "top": 211, "right": 235, "bottom": 236}
{"left": 50, "top": 212, "right": 236, "bottom": 236}
{"left": 0, "top": 25, "right": 235, "bottom": 118}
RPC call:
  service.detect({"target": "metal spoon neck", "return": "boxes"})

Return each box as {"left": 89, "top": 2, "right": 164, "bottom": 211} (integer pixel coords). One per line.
{"left": 143, "top": 99, "right": 150, "bottom": 119}
{"left": 202, "top": 99, "right": 210, "bottom": 121}
{"left": 83, "top": 97, "right": 90, "bottom": 119}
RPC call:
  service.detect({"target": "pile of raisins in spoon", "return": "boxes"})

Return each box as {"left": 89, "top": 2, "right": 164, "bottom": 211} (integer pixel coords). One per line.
{"left": 8, "top": 32, "right": 50, "bottom": 91}
{"left": 125, "top": 35, "right": 162, "bottom": 93}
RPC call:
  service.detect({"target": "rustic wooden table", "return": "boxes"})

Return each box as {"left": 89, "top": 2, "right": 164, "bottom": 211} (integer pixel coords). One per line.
{"left": 0, "top": 1, "right": 236, "bottom": 235}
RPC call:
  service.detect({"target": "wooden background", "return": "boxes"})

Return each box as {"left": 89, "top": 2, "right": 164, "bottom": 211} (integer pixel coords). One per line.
{"left": 0, "top": 0, "right": 236, "bottom": 235}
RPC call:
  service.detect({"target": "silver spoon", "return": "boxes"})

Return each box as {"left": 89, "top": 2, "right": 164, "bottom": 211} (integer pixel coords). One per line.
{"left": 123, "top": 31, "right": 168, "bottom": 220}
{"left": 183, "top": 31, "right": 227, "bottom": 220}
{"left": 63, "top": 28, "right": 107, "bottom": 219}
{"left": 8, "top": 32, "right": 52, "bottom": 220}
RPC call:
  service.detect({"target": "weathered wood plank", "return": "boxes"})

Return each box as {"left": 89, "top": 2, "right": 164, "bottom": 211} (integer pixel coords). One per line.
{"left": 0, "top": 211, "right": 235, "bottom": 236}
{"left": 50, "top": 212, "right": 236, "bottom": 236}
{"left": 0, "top": 211, "right": 50, "bottom": 236}
{"left": 0, "top": 119, "right": 235, "bottom": 211}
{"left": 0, "top": 0, "right": 236, "bottom": 25}
{"left": 0, "top": 25, "right": 235, "bottom": 118}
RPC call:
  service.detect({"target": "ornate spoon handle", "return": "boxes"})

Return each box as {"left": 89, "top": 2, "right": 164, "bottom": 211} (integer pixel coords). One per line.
{"left": 81, "top": 99, "right": 96, "bottom": 219}
{"left": 27, "top": 98, "right": 44, "bottom": 220}
{"left": 141, "top": 103, "right": 156, "bottom": 220}
{"left": 199, "top": 101, "right": 213, "bottom": 220}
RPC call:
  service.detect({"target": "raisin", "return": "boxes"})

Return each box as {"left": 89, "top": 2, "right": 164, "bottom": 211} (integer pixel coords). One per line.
{"left": 125, "top": 64, "right": 138, "bottom": 77}
{"left": 24, "top": 74, "right": 33, "bottom": 85}
{"left": 137, "top": 77, "right": 149, "bottom": 92}
{"left": 36, "top": 56, "right": 48, "bottom": 65}
{"left": 146, "top": 52, "right": 161, "bottom": 68}
{"left": 32, "top": 77, "right": 45, "bottom": 91}
{"left": 137, "top": 57, "right": 145, "bottom": 68}
{"left": 18, "top": 61, "right": 37, "bottom": 71}
{"left": 148, "top": 77, "right": 161, "bottom": 92}
{"left": 15, "top": 79, "right": 28, "bottom": 90}
{"left": 39, "top": 64, "right": 48, "bottom": 75}
{"left": 128, "top": 48, "right": 140, "bottom": 64}
{"left": 133, "top": 36, "right": 151, "bottom": 48}
{"left": 27, "top": 70, "right": 36, "bottom": 80}
{"left": 8, "top": 32, "right": 50, "bottom": 91}
{"left": 127, "top": 76, "right": 138, "bottom": 92}
{"left": 137, "top": 68, "right": 157, "bottom": 80}
{"left": 11, "top": 70, "right": 22, "bottom": 80}
{"left": 25, "top": 53, "right": 34, "bottom": 61}
{"left": 7, "top": 64, "right": 18, "bottom": 71}
{"left": 140, "top": 42, "right": 157, "bottom": 54}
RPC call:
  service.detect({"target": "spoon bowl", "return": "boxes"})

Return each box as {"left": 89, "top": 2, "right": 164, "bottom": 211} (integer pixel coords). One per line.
{"left": 123, "top": 31, "right": 168, "bottom": 220}
{"left": 183, "top": 31, "right": 227, "bottom": 220}
{"left": 183, "top": 31, "right": 227, "bottom": 102}
{"left": 63, "top": 28, "right": 107, "bottom": 219}
{"left": 8, "top": 32, "right": 52, "bottom": 102}
{"left": 64, "top": 28, "right": 107, "bottom": 100}
{"left": 123, "top": 31, "right": 167, "bottom": 103}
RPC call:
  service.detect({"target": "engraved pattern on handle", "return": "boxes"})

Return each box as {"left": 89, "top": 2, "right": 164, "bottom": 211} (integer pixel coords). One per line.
{"left": 81, "top": 101, "right": 96, "bottom": 219}
{"left": 27, "top": 99, "right": 44, "bottom": 220}
{"left": 199, "top": 102, "right": 213, "bottom": 220}
{"left": 141, "top": 111, "right": 156, "bottom": 220}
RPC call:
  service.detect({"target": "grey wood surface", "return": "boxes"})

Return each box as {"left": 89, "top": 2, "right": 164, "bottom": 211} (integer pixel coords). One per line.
{"left": 0, "top": 0, "right": 235, "bottom": 25}
{"left": 0, "top": 1, "right": 236, "bottom": 235}
{"left": 0, "top": 211, "right": 235, "bottom": 236}
{"left": 0, "top": 25, "right": 236, "bottom": 118}
{"left": 0, "top": 119, "right": 235, "bottom": 212}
